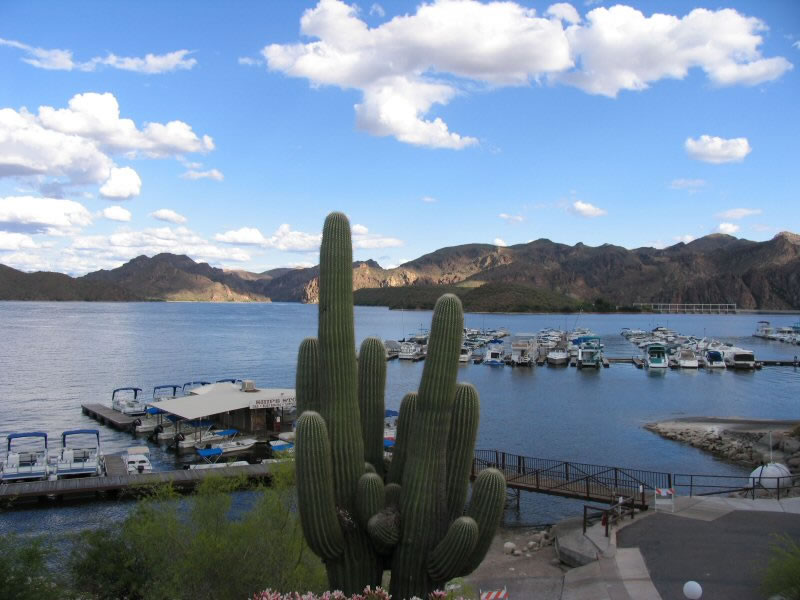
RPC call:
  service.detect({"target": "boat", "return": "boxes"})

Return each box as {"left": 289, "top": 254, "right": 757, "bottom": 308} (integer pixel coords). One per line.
{"left": 509, "top": 334, "right": 537, "bottom": 366}
{"left": 576, "top": 337, "right": 603, "bottom": 369}
{"left": 676, "top": 348, "right": 699, "bottom": 369}
{"left": 546, "top": 349, "right": 568, "bottom": 366}
{"left": 125, "top": 446, "right": 153, "bottom": 474}
{"left": 644, "top": 343, "right": 668, "bottom": 369}
{"left": 384, "top": 340, "right": 401, "bottom": 360}
{"left": 53, "top": 429, "right": 103, "bottom": 479}
{"left": 399, "top": 341, "right": 424, "bottom": 361}
{"left": 111, "top": 387, "right": 147, "bottom": 416}
{"left": 189, "top": 459, "right": 250, "bottom": 470}
{"left": 136, "top": 385, "right": 182, "bottom": 433}
{"left": 483, "top": 343, "right": 505, "bottom": 366}
{"left": 458, "top": 345, "right": 472, "bottom": 363}
{"left": 704, "top": 350, "right": 726, "bottom": 369}
{"left": 1, "top": 432, "right": 50, "bottom": 482}
{"left": 753, "top": 321, "right": 774, "bottom": 339}
{"left": 723, "top": 347, "right": 756, "bottom": 370}
{"left": 194, "top": 429, "right": 257, "bottom": 456}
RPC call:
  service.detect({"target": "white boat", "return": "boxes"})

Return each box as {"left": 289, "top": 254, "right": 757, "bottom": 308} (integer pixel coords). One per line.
{"left": 676, "top": 348, "right": 699, "bottom": 369}
{"left": 704, "top": 350, "right": 726, "bottom": 369}
{"left": 399, "top": 341, "right": 424, "bottom": 361}
{"left": 753, "top": 321, "right": 774, "bottom": 339}
{"left": 644, "top": 343, "right": 668, "bottom": 369}
{"left": 384, "top": 340, "right": 401, "bottom": 360}
{"left": 125, "top": 446, "right": 153, "bottom": 474}
{"left": 546, "top": 349, "right": 568, "bottom": 366}
{"left": 111, "top": 386, "right": 147, "bottom": 416}
{"left": 136, "top": 385, "right": 182, "bottom": 433}
{"left": 576, "top": 337, "right": 603, "bottom": 369}
{"left": 483, "top": 343, "right": 505, "bottom": 366}
{"left": 53, "top": 429, "right": 103, "bottom": 479}
{"left": 458, "top": 345, "right": 472, "bottom": 363}
{"left": 1, "top": 432, "right": 50, "bottom": 482}
{"left": 195, "top": 430, "right": 257, "bottom": 457}
{"left": 189, "top": 460, "right": 250, "bottom": 470}
{"left": 723, "top": 347, "right": 756, "bottom": 370}
{"left": 510, "top": 335, "right": 537, "bottom": 366}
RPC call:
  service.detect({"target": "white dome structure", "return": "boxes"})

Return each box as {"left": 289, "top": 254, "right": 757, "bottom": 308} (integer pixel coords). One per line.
{"left": 749, "top": 463, "right": 792, "bottom": 490}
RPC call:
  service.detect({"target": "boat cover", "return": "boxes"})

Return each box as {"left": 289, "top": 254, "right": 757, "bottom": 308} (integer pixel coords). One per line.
{"left": 61, "top": 429, "right": 99, "bottom": 444}
{"left": 197, "top": 448, "right": 223, "bottom": 457}
{"left": 214, "top": 429, "right": 238, "bottom": 437}
{"left": 384, "top": 439, "right": 395, "bottom": 448}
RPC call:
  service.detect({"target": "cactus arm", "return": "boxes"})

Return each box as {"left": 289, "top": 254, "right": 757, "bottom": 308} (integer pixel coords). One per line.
{"left": 446, "top": 383, "right": 480, "bottom": 522}
{"left": 318, "top": 212, "right": 363, "bottom": 510}
{"left": 367, "top": 508, "right": 401, "bottom": 554}
{"left": 295, "top": 411, "right": 345, "bottom": 560}
{"left": 296, "top": 338, "right": 320, "bottom": 415}
{"left": 356, "top": 472, "right": 385, "bottom": 529}
{"left": 358, "top": 337, "right": 386, "bottom": 476}
{"left": 459, "top": 468, "right": 506, "bottom": 575}
{"left": 427, "top": 516, "right": 478, "bottom": 583}
{"left": 387, "top": 392, "right": 417, "bottom": 485}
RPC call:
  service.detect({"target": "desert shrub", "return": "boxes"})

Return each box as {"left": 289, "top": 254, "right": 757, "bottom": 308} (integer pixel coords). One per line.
{"left": 0, "top": 533, "right": 67, "bottom": 599}
{"left": 762, "top": 533, "right": 800, "bottom": 599}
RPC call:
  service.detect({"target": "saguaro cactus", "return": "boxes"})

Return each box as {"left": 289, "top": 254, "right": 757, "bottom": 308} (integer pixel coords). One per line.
{"left": 295, "top": 212, "right": 505, "bottom": 599}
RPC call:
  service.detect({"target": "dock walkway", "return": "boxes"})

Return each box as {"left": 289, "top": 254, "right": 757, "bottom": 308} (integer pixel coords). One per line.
{"left": 81, "top": 403, "right": 138, "bottom": 431}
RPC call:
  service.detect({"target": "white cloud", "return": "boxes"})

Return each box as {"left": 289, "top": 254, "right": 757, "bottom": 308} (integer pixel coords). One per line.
{"left": 353, "top": 224, "right": 403, "bottom": 249}
{"left": 288, "top": 260, "right": 315, "bottom": 268}
{"left": 352, "top": 224, "right": 369, "bottom": 235}
{"left": 264, "top": 1, "right": 790, "bottom": 147}
{"left": 369, "top": 3, "right": 385, "bottom": 18}
{"left": 0, "top": 92, "right": 214, "bottom": 194}
{"left": 499, "top": 213, "right": 524, "bottom": 223}
{"left": 685, "top": 135, "right": 751, "bottom": 164}
{"left": 0, "top": 38, "right": 196, "bottom": 73}
{"left": 150, "top": 209, "right": 187, "bottom": 224}
{"left": 215, "top": 227, "right": 269, "bottom": 245}
{"left": 716, "top": 208, "right": 762, "bottom": 220}
{"left": 181, "top": 168, "right": 224, "bottom": 181}
{"left": 794, "top": 41, "right": 800, "bottom": 50}
{"left": 214, "top": 222, "right": 402, "bottom": 251}
{"left": 0, "top": 196, "right": 92, "bottom": 234}
{"left": 421, "top": 196, "right": 437, "bottom": 203}
{"left": 718, "top": 222, "right": 740, "bottom": 234}
{"left": 571, "top": 200, "right": 607, "bottom": 217}
{"left": 101, "top": 206, "right": 132, "bottom": 222}
{"left": 238, "top": 56, "right": 263, "bottom": 67}
{"left": 494, "top": 238, "right": 507, "bottom": 247}
{"left": 0, "top": 231, "right": 38, "bottom": 250}
{"left": 99, "top": 166, "right": 142, "bottom": 199}
{"left": 670, "top": 178, "right": 706, "bottom": 190}
{"left": 673, "top": 234, "right": 695, "bottom": 244}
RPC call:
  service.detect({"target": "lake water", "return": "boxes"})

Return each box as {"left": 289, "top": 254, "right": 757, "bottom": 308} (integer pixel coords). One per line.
{"left": 1, "top": 302, "right": 798, "bottom": 533}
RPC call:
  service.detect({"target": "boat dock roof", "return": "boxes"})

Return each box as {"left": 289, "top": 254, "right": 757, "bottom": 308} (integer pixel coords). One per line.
{"left": 150, "top": 382, "right": 295, "bottom": 421}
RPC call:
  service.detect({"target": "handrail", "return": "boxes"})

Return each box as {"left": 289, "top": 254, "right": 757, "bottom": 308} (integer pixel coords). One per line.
{"left": 583, "top": 496, "right": 636, "bottom": 537}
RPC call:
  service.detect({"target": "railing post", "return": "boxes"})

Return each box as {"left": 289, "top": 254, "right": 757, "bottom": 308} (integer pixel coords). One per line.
{"left": 583, "top": 506, "right": 587, "bottom": 534}
{"left": 501, "top": 452, "right": 506, "bottom": 472}
{"left": 535, "top": 469, "right": 540, "bottom": 489}
{"left": 471, "top": 457, "right": 475, "bottom": 479}
{"left": 668, "top": 473, "right": 672, "bottom": 490}
{"left": 518, "top": 454, "right": 523, "bottom": 475}
{"left": 585, "top": 476, "right": 590, "bottom": 499}
{"left": 565, "top": 462, "right": 570, "bottom": 481}
{"left": 690, "top": 475, "right": 693, "bottom": 497}
{"left": 494, "top": 449, "right": 499, "bottom": 468}
{"left": 614, "top": 467, "right": 618, "bottom": 492}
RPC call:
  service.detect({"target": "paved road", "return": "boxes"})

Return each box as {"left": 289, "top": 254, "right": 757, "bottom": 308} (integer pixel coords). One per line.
{"left": 617, "top": 510, "right": 800, "bottom": 599}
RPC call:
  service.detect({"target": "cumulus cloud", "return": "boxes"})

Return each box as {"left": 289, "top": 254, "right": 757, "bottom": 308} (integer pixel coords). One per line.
{"left": 494, "top": 238, "right": 507, "bottom": 247}
{"left": 150, "top": 209, "right": 187, "bottom": 224}
{"left": 716, "top": 208, "right": 762, "bottom": 220}
{"left": 238, "top": 56, "right": 263, "bottom": 67}
{"left": 421, "top": 196, "right": 437, "bottom": 203}
{"left": 685, "top": 135, "right": 751, "bottom": 164}
{"left": 369, "top": 3, "right": 385, "bottom": 18}
{"left": 570, "top": 200, "right": 607, "bottom": 217}
{"left": 670, "top": 178, "right": 706, "bottom": 190}
{"left": 352, "top": 224, "right": 403, "bottom": 249}
{"left": 181, "top": 168, "right": 224, "bottom": 181}
{"left": 215, "top": 222, "right": 402, "bottom": 251}
{"left": 99, "top": 166, "right": 142, "bottom": 199}
{"left": 718, "top": 222, "right": 740, "bottom": 234}
{"left": 0, "top": 38, "right": 196, "bottom": 73}
{"left": 101, "top": 206, "right": 132, "bottom": 222}
{"left": 0, "top": 195, "right": 92, "bottom": 234}
{"left": 264, "top": 1, "right": 791, "bottom": 148}
{"left": 215, "top": 227, "right": 269, "bottom": 245}
{"left": 674, "top": 234, "right": 695, "bottom": 243}
{"left": 499, "top": 213, "right": 524, "bottom": 223}
{"left": 0, "top": 231, "right": 38, "bottom": 250}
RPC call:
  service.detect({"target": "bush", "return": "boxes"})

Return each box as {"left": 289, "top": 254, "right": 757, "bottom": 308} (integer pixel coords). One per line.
{"left": 0, "top": 533, "right": 67, "bottom": 599}
{"left": 762, "top": 533, "right": 800, "bottom": 599}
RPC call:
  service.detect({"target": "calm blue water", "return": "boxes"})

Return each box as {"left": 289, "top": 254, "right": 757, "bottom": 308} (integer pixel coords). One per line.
{"left": 1, "top": 302, "right": 798, "bottom": 531}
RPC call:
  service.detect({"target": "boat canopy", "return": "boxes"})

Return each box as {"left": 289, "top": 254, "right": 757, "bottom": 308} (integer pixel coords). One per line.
{"left": 182, "top": 381, "right": 210, "bottom": 393}
{"left": 146, "top": 407, "right": 165, "bottom": 415}
{"left": 61, "top": 429, "right": 100, "bottom": 445}
{"left": 7, "top": 431, "right": 48, "bottom": 450}
{"left": 197, "top": 448, "right": 223, "bottom": 457}
{"left": 574, "top": 336, "right": 600, "bottom": 345}
{"left": 153, "top": 385, "right": 180, "bottom": 397}
{"left": 113, "top": 387, "right": 142, "bottom": 400}
{"left": 215, "top": 378, "right": 241, "bottom": 384}
{"left": 215, "top": 429, "right": 238, "bottom": 437}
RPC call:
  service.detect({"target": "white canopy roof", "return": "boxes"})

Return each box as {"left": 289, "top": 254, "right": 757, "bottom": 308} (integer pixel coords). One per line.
{"left": 150, "top": 382, "right": 296, "bottom": 420}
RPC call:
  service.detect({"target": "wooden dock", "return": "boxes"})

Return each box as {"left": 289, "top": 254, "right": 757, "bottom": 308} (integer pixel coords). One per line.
{"left": 0, "top": 462, "right": 274, "bottom": 506}
{"left": 82, "top": 403, "right": 138, "bottom": 432}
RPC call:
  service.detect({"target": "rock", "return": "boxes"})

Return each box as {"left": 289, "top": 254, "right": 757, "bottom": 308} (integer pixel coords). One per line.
{"left": 531, "top": 532, "right": 543, "bottom": 544}
{"left": 783, "top": 438, "right": 800, "bottom": 454}
{"left": 513, "top": 550, "right": 522, "bottom": 556}
{"left": 759, "top": 433, "right": 783, "bottom": 450}
{"left": 527, "top": 541, "right": 536, "bottom": 550}
{"left": 503, "top": 542, "right": 516, "bottom": 555}
{"left": 787, "top": 456, "right": 800, "bottom": 468}
{"left": 524, "top": 553, "right": 531, "bottom": 558}
{"left": 550, "top": 558, "right": 562, "bottom": 566}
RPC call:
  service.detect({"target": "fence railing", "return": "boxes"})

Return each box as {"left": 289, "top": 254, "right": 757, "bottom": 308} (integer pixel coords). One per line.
{"left": 583, "top": 496, "right": 636, "bottom": 536}
{"left": 673, "top": 472, "right": 800, "bottom": 500}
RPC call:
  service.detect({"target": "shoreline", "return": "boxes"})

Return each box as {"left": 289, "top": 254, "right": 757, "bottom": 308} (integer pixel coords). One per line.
{"left": 644, "top": 416, "right": 800, "bottom": 473}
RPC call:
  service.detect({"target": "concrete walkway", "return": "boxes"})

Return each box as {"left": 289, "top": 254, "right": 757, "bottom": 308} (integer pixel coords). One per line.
{"left": 555, "top": 496, "right": 800, "bottom": 600}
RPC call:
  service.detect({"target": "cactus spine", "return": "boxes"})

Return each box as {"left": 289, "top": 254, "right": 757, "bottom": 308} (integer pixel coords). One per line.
{"left": 295, "top": 212, "right": 506, "bottom": 599}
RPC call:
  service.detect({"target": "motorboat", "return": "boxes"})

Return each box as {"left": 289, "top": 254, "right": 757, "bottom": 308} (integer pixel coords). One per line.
{"left": 269, "top": 440, "right": 294, "bottom": 454}
{"left": 753, "top": 321, "right": 775, "bottom": 339}
{"left": 136, "top": 385, "right": 182, "bottom": 433}
{"left": 172, "top": 422, "right": 227, "bottom": 450}
{"left": 509, "top": 335, "right": 537, "bottom": 366}
{"left": 546, "top": 349, "right": 568, "bottom": 366}
{"left": 483, "top": 344, "right": 505, "bottom": 366}
{"left": 676, "top": 348, "right": 699, "bottom": 369}
{"left": 704, "top": 350, "right": 726, "bottom": 369}
{"left": 644, "top": 343, "right": 668, "bottom": 369}
{"left": 189, "top": 459, "right": 250, "bottom": 470}
{"left": 723, "top": 347, "right": 756, "bottom": 370}
{"left": 53, "top": 429, "right": 103, "bottom": 478}
{"left": 111, "top": 387, "right": 147, "bottom": 416}
{"left": 384, "top": 340, "right": 401, "bottom": 360}
{"left": 125, "top": 445, "right": 153, "bottom": 474}
{"left": 194, "top": 429, "right": 257, "bottom": 456}
{"left": 458, "top": 345, "right": 472, "bottom": 363}
{"left": 1, "top": 432, "right": 50, "bottom": 482}
{"left": 399, "top": 341, "right": 424, "bottom": 361}
{"left": 576, "top": 337, "right": 603, "bottom": 369}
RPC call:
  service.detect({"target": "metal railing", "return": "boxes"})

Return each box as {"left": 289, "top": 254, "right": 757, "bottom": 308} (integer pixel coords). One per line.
{"left": 673, "top": 472, "right": 800, "bottom": 500}
{"left": 583, "top": 496, "right": 636, "bottom": 536}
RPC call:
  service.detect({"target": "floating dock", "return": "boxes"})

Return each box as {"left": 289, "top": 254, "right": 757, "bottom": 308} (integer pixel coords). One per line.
{"left": 81, "top": 403, "right": 138, "bottom": 432}
{"left": 0, "top": 462, "right": 274, "bottom": 507}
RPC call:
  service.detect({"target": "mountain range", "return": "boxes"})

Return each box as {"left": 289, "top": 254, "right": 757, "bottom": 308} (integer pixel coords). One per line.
{"left": 1, "top": 232, "right": 798, "bottom": 310}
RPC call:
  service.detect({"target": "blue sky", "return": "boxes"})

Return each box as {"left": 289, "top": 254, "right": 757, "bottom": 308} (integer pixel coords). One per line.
{"left": 1, "top": 0, "right": 798, "bottom": 275}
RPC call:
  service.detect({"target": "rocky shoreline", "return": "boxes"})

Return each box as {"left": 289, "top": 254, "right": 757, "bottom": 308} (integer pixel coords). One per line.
{"left": 644, "top": 417, "right": 800, "bottom": 474}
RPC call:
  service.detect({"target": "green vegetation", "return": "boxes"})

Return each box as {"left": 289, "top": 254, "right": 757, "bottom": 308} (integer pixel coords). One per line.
{"left": 762, "top": 533, "right": 800, "bottom": 599}
{"left": 295, "top": 212, "right": 505, "bottom": 599}
{"left": 0, "top": 464, "right": 326, "bottom": 600}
